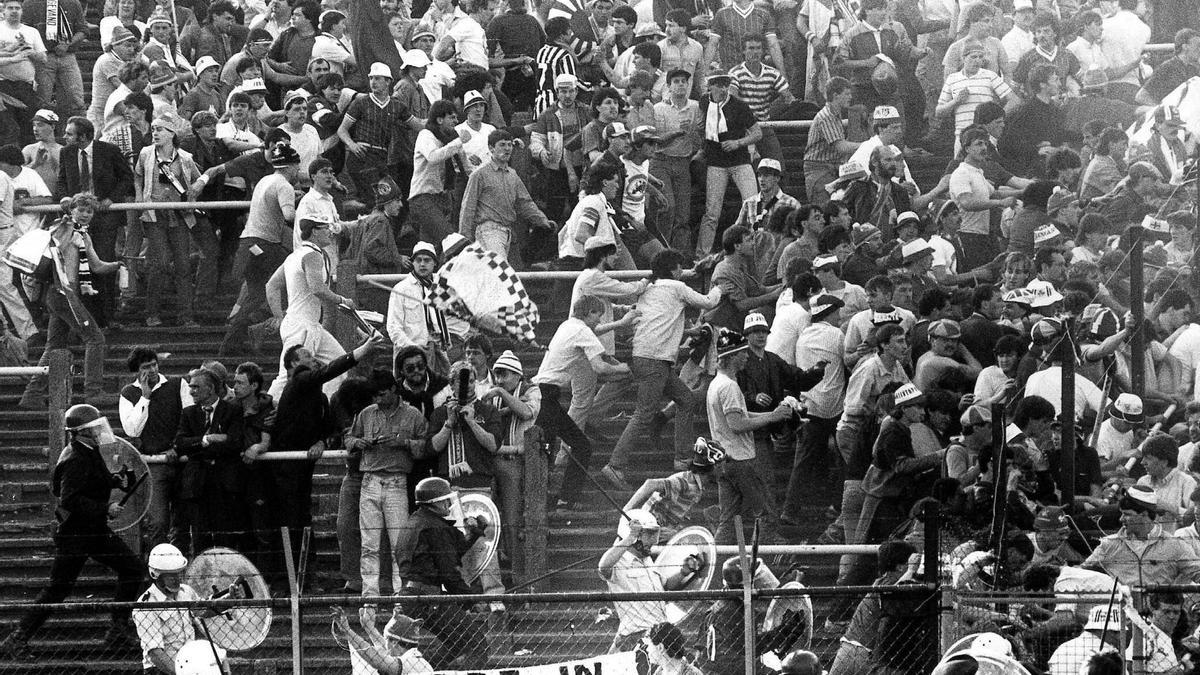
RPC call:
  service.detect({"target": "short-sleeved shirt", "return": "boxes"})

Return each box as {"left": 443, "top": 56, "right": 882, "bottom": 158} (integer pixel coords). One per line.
{"left": 939, "top": 69, "right": 1012, "bottom": 151}
{"left": 11, "top": 166, "right": 50, "bottom": 239}
{"left": 729, "top": 62, "right": 788, "bottom": 121}
{"left": 132, "top": 583, "right": 200, "bottom": 671}
{"left": 804, "top": 104, "right": 847, "bottom": 169}
{"left": 532, "top": 317, "right": 605, "bottom": 388}
{"left": 242, "top": 172, "right": 295, "bottom": 244}
{"left": 643, "top": 471, "right": 704, "bottom": 535}
{"left": 710, "top": 4, "right": 776, "bottom": 72}
{"left": 698, "top": 95, "right": 756, "bottom": 168}
{"left": 268, "top": 27, "right": 316, "bottom": 72}
{"left": 621, "top": 156, "right": 650, "bottom": 224}
{"left": 706, "top": 371, "right": 756, "bottom": 461}
{"left": 949, "top": 161, "right": 994, "bottom": 236}
{"left": 653, "top": 99, "right": 699, "bottom": 158}
{"left": 601, "top": 551, "right": 667, "bottom": 636}
{"left": 657, "top": 36, "right": 704, "bottom": 80}
{"left": 0, "top": 23, "right": 46, "bottom": 83}
{"left": 345, "top": 94, "right": 413, "bottom": 151}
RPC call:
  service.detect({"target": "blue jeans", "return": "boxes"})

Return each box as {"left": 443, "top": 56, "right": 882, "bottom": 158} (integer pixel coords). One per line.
{"left": 359, "top": 472, "right": 408, "bottom": 597}
{"left": 606, "top": 357, "right": 695, "bottom": 474}
{"left": 36, "top": 52, "right": 85, "bottom": 120}
{"left": 698, "top": 163, "right": 758, "bottom": 256}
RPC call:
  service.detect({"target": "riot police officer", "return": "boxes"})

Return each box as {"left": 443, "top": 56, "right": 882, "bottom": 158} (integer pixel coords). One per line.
{"left": 0, "top": 404, "right": 144, "bottom": 658}
{"left": 395, "top": 477, "right": 488, "bottom": 669}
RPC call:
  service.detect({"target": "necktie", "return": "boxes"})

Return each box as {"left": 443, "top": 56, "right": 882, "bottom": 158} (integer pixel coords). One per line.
{"left": 79, "top": 149, "right": 91, "bottom": 193}
{"left": 202, "top": 405, "right": 214, "bottom": 432}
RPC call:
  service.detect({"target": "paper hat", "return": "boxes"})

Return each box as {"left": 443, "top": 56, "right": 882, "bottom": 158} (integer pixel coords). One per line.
{"left": 901, "top": 239, "right": 934, "bottom": 263}
{"left": 33, "top": 109, "right": 59, "bottom": 125}
{"left": 757, "top": 157, "right": 783, "bottom": 174}
{"left": 871, "top": 308, "right": 903, "bottom": 325}
{"left": 492, "top": 350, "right": 524, "bottom": 376}
{"left": 809, "top": 294, "right": 844, "bottom": 321}
{"left": 743, "top": 312, "right": 769, "bottom": 333}
{"left": 1108, "top": 392, "right": 1144, "bottom": 425}
{"left": 1084, "top": 604, "right": 1121, "bottom": 631}
{"left": 960, "top": 404, "right": 992, "bottom": 427}
{"left": 554, "top": 73, "right": 579, "bottom": 87}
{"left": 813, "top": 254, "right": 839, "bottom": 270}
{"left": 1033, "top": 224, "right": 1062, "bottom": 246}
{"left": 872, "top": 105, "right": 901, "bottom": 121}
{"left": 1126, "top": 484, "right": 1158, "bottom": 508}
{"left": 194, "top": 55, "right": 220, "bottom": 74}
{"left": 402, "top": 49, "right": 431, "bottom": 69}
{"left": 716, "top": 327, "right": 748, "bottom": 357}
{"left": 929, "top": 318, "right": 962, "bottom": 339}
{"left": 1003, "top": 288, "right": 1033, "bottom": 306}
{"left": 240, "top": 77, "right": 268, "bottom": 94}
{"left": 442, "top": 232, "right": 469, "bottom": 257}
{"left": 463, "top": 90, "right": 486, "bottom": 109}
{"left": 151, "top": 112, "right": 184, "bottom": 135}
{"left": 893, "top": 383, "right": 924, "bottom": 406}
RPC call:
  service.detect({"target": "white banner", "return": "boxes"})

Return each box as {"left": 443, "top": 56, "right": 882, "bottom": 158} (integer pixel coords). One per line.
{"left": 432, "top": 651, "right": 638, "bottom": 675}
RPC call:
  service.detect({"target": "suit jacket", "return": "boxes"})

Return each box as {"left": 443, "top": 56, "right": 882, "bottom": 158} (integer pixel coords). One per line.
{"left": 57, "top": 140, "right": 134, "bottom": 202}
{"left": 175, "top": 398, "right": 246, "bottom": 498}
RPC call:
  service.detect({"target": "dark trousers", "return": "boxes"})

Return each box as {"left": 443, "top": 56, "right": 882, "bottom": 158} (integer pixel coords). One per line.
{"left": 783, "top": 415, "right": 839, "bottom": 516}
{"left": 536, "top": 383, "right": 591, "bottom": 503}
{"left": 243, "top": 463, "right": 281, "bottom": 583}
{"left": 541, "top": 166, "right": 582, "bottom": 223}
{"left": 958, "top": 231, "right": 1000, "bottom": 272}
{"left": 0, "top": 80, "right": 37, "bottom": 147}
{"left": 273, "top": 460, "right": 317, "bottom": 583}
{"left": 81, "top": 215, "right": 121, "bottom": 327}
{"left": 222, "top": 237, "right": 287, "bottom": 349}
{"left": 18, "top": 522, "right": 143, "bottom": 635}
{"left": 716, "top": 458, "right": 776, "bottom": 544}
{"left": 346, "top": 146, "right": 390, "bottom": 209}
{"left": 400, "top": 587, "right": 485, "bottom": 668}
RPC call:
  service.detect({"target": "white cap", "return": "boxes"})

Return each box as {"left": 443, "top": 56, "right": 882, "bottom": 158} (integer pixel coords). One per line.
{"left": 554, "top": 73, "right": 579, "bottom": 88}
{"left": 873, "top": 105, "right": 901, "bottom": 121}
{"left": 442, "top": 232, "right": 469, "bottom": 255}
{"left": 900, "top": 239, "right": 933, "bottom": 261}
{"left": 463, "top": 90, "right": 486, "bottom": 109}
{"left": 893, "top": 383, "right": 924, "bottom": 406}
{"left": 743, "top": 312, "right": 769, "bottom": 333}
{"left": 240, "top": 77, "right": 267, "bottom": 94}
{"left": 369, "top": 62, "right": 393, "bottom": 79}
{"left": 757, "top": 158, "right": 783, "bottom": 174}
{"left": 1126, "top": 484, "right": 1158, "bottom": 507}
{"left": 1003, "top": 288, "right": 1033, "bottom": 305}
{"left": 401, "top": 49, "right": 431, "bottom": 69}
{"left": 34, "top": 109, "right": 59, "bottom": 124}
{"left": 412, "top": 241, "right": 438, "bottom": 260}
{"left": 1084, "top": 605, "right": 1121, "bottom": 631}
{"left": 194, "top": 56, "right": 220, "bottom": 74}
{"left": 175, "top": 640, "right": 227, "bottom": 675}
{"left": 1027, "top": 281, "right": 1064, "bottom": 308}
{"left": 1013, "top": 0, "right": 1034, "bottom": 10}
{"left": 1033, "top": 224, "right": 1062, "bottom": 246}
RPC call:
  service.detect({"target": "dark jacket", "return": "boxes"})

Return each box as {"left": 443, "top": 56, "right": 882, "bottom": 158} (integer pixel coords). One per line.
{"left": 53, "top": 439, "right": 117, "bottom": 528}
{"left": 738, "top": 350, "right": 824, "bottom": 435}
{"left": 428, "top": 398, "right": 502, "bottom": 488}
{"left": 396, "top": 507, "right": 474, "bottom": 593}
{"left": 271, "top": 352, "right": 359, "bottom": 452}
{"left": 57, "top": 140, "right": 134, "bottom": 202}
{"left": 960, "top": 312, "right": 1018, "bottom": 368}
{"left": 175, "top": 398, "right": 247, "bottom": 498}
{"left": 843, "top": 178, "right": 913, "bottom": 240}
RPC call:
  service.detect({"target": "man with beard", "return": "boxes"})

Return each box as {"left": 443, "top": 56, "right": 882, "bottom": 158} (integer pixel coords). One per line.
{"left": 386, "top": 242, "right": 470, "bottom": 364}
{"left": 392, "top": 345, "right": 450, "bottom": 504}
{"left": 842, "top": 145, "right": 914, "bottom": 239}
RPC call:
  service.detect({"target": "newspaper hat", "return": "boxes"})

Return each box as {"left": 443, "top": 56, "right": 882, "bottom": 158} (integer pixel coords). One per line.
{"left": 463, "top": 90, "right": 486, "bottom": 109}
{"left": 195, "top": 55, "right": 220, "bottom": 74}
{"left": 839, "top": 160, "right": 868, "bottom": 179}
{"left": 603, "top": 121, "right": 630, "bottom": 139}
{"left": 1028, "top": 287, "right": 1064, "bottom": 309}
{"left": 716, "top": 327, "right": 748, "bottom": 358}
{"left": 412, "top": 241, "right": 438, "bottom": 261}
{"left": 369, "top": 62, "right": 394, "bottom": 79}
{"left": 1002, "top": 288, "right": 1033, "bottom": 306}
{"left": 809, "top": 294, "right": 843, "bottom": 321}
{"left": 1108, "top": 392, "right": 1144, "bottom": 425}
{"left": 1013, "top": 0, "right": 1034, "bottom": 10}
{"left": 813, "top": 254, "right": 839, "bottom": 270}
{"left": 151, "top": 112, "right": 184, "bottom": 135}
{"left": 1125, "top": 484, "right": 1157, "bottom": 508}
{"left": 492, "top": 350, "right": 524, "bottom": 376}
{"left": 871, "top": 307, "right": 903, "bottom": 325}
{"left": 268, "top": 144, "right": 301, "bottom": 167}
{"left": 1083, "top": 604, "right": 1121, "bottom": 631}
{"left": 743, "top": 312, "right": 769, "bottom": 334}
{"left": 872, "top": 105, "right": 901, "bottom": 122}
{"left": 929, "top": 318, "right": 962, "bottom": 340}
{"left": 33, "top": 109, "right": 59, "bottom": 125}
{"left": 240, "top": 77, "right": 268, "bottom": 94}
{"left": 893, "top": 383, "right": 924, "bottom": 406}
{"left": 147, "top": 7, "right": 173, "bottom": 27}
{"left": 1033, "top": 224, "right": 1062, "bottom": 247}
{"left": 441, "top": 232, "right": 469, "bottom": 257}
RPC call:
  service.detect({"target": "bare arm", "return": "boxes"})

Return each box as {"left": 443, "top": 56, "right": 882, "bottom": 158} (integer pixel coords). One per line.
{"left": 265, "top": 265, "right": 286, "bottom": 318}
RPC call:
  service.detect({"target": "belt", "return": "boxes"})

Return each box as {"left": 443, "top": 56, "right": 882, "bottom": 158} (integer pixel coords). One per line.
{"left": 403, "top": 580, "right": 441, "bottom": 593}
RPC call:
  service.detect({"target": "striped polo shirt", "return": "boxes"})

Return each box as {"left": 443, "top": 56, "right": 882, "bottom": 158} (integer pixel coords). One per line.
{"left": 938, "top": 68, "right": 1011, "bottom": 152}
{"left": 710, "top": 3, "right": 777, "bottom": 71}
{"left": 803, "top": 104, "right": 847, "bottom": 169}
{"left": 729, "top": 62, "right": 788, "bottom": 121}
{"left": 344, "top": 94, "right": 412, "bottom": 150}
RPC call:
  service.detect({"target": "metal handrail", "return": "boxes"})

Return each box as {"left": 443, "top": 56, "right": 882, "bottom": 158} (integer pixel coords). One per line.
{"left": 23, "top": 200, "right": 252, "bottom": 213}
{"left": 0, "top": 366, "right": 49, "bottom": 377}
{"left": 359, "top": 270, "right": 651, "bottom": 284}
{"left": 142, "top": 450, "right": 350, "bottom": 464}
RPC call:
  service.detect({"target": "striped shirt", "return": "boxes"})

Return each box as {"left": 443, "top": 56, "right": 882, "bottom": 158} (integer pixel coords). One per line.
{"left": 804, "top": 104, "right": 847, "bottom": 168}
{"left": 729, "top": 62, "right": 788, "bottom": 121}
{"left": 344, "top": 94, "right": 412, "bottom": 150}
{"left": 938, "top": 68, "right": 1011, "bottom": 152}
{"left": 534, "top": 43, "right": 577, "bottom": 116}
{"left": 710, "top": 3, "right": 777, "bottom": 72}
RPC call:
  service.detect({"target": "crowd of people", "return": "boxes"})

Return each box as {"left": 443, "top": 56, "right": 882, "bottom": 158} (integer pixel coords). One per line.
{"left": 0, "top": 0, "right": 1198, "bottom": 670}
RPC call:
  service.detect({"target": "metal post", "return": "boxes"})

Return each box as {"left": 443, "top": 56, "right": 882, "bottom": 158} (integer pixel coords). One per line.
{"left": 47, "top": 350, "right": 73, "bottom": 468}
{"left": 922, "top": 501, "right": 942, "bottom": 662}
{"left": 988, "top": 402, "right": 1007, "bottom": 550}
{"left": 281, "top": 527, "right": 302, "bottom": 675}
{"left": 519, "top": 426, "right": 548, "bottom": 587}
{"left": 1058, "top": 317, "right": 1076, "bottom": 507}
{"left": 332, "top": 257, "right": 359, "bottom": 352}
{"left": 1129, "top": 224, "right": 1145, "bottom": 397}
{"left": 734, "top": 516, "right": 754, "bottom": 675}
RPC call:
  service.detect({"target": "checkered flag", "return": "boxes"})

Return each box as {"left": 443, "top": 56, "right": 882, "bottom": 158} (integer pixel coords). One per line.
{"left": 426, "top": 243, "right": 540, "bottom": 344}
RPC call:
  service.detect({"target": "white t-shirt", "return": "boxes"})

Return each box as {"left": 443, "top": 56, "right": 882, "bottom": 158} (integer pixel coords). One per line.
{"left": 950, "top": 161, "right": 994, "bottom": 236}
{"left": 281, "top": 123, "right": 322, "bottom": 180}
{"left": 455, "top": 121, "right": 496, "bottom": 175}
{"left": 216, "top": 120, "right": 263, "bottom": 150}
{"left": 311, "top": 33, "right": 354, "bottom": 73}
{"left": 11, "top": 166, "right": 51, "bottom": 239}
{"left": 973, "top": 365, "right": 1010, "bottom": 406}
{"left": 0, "top": 23, "right": 46, "bottom": 84}
{"left": 621, "top": 156, "right": 651, "bottom": 225}
{"left": 848, "top": 135, "right": 917, "bottom": 187}
{"left": 1168, "top": 324, "right": 1200, "bottom": 400}
{"left": 1096, "top": 418, "right": 1135, "bottom": 463}
{"left": 765, "top": 301, "right": 810, "bottom": 366}
{"left": 1024, "top": 366, "right": 1103, "bottom": 419}
{"left": 532, "top": 317, "right": 606, "bottom": 389}
{"left": 797, "top": 321, "right": 846, "bottom": 419}
{"left": 706, "top": 371, "right": 756, "bottom": 461}
{"left": 1001, "top": 27, "right": 1034, "bottom": 63}
{"left": 442, "top": 10, "right": 487, "bottom": 70}
{"left": 929, "top": 233, "right": 957, "bottom": 275}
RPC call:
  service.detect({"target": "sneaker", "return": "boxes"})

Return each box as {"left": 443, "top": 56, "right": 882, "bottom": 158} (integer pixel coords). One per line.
{"left": 145, "top": 315, "right": 163, "bottom": 327}
{"left": 600, "top": 464, "right": 631, "bottom": 490}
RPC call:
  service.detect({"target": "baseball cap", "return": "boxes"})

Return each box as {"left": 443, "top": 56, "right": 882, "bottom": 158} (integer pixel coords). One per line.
{"left": 463, "top": 90, "right": 486, "bottom": 109}
{"left": 757, "top": 158, "right": 783, "bottom": 175}
{"left": 604, "top": 122, "right": 630, "bottom": 139}
{"left": 743, "top": 312, "right": 769, "bottom": 334}
{"left": 554, "top": 73, "right": 579, "bottom": 88}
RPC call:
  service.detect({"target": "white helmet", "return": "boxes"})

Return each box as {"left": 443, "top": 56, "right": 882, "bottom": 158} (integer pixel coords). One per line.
{"left": 147, "top": 543, "right": 188, "bottom": 576}
{"left": 968, "top": 632, "right": 1014, "bottom": 659}
{"left": 625, "top": 509, "right": 659, "bottom": 531}
{"left": 174, "top": 640, "right": 227, "bottom": 675}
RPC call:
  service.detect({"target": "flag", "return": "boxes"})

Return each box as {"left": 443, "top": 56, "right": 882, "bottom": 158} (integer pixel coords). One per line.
{"left": 347, "top": 0, "right": 404, "bottom": 84}
{"left": 425, "top": 243, "right": 540, "bottom": 344}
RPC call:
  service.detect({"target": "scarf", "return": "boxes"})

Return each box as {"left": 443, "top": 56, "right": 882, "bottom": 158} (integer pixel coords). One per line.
{"left": 68, "top": 219, "right": 97, "bottom": 296}
{"left": 45, "top": 0, "right": 74, "bottom": 45}
{"left": 426, "top": 120, "right": 467, "bottom": 190}
{"left": 868, "top": 179, "right": 894, "bottom": 230}
{"left": 447, "top": 366, "right": 476, "bottom": 479}
{"left": 704, "top": 96, "right": 728, "bottom": 142}
{"left": 414, "top": 272, "right": 450, "bottom": 348}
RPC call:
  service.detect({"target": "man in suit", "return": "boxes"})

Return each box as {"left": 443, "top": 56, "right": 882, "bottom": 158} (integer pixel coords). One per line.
{"left": 174, "top": 367, "right": 246, "bottom": 551}
{"left": 58, "top": 116, "right": 134, "bottom": 327}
